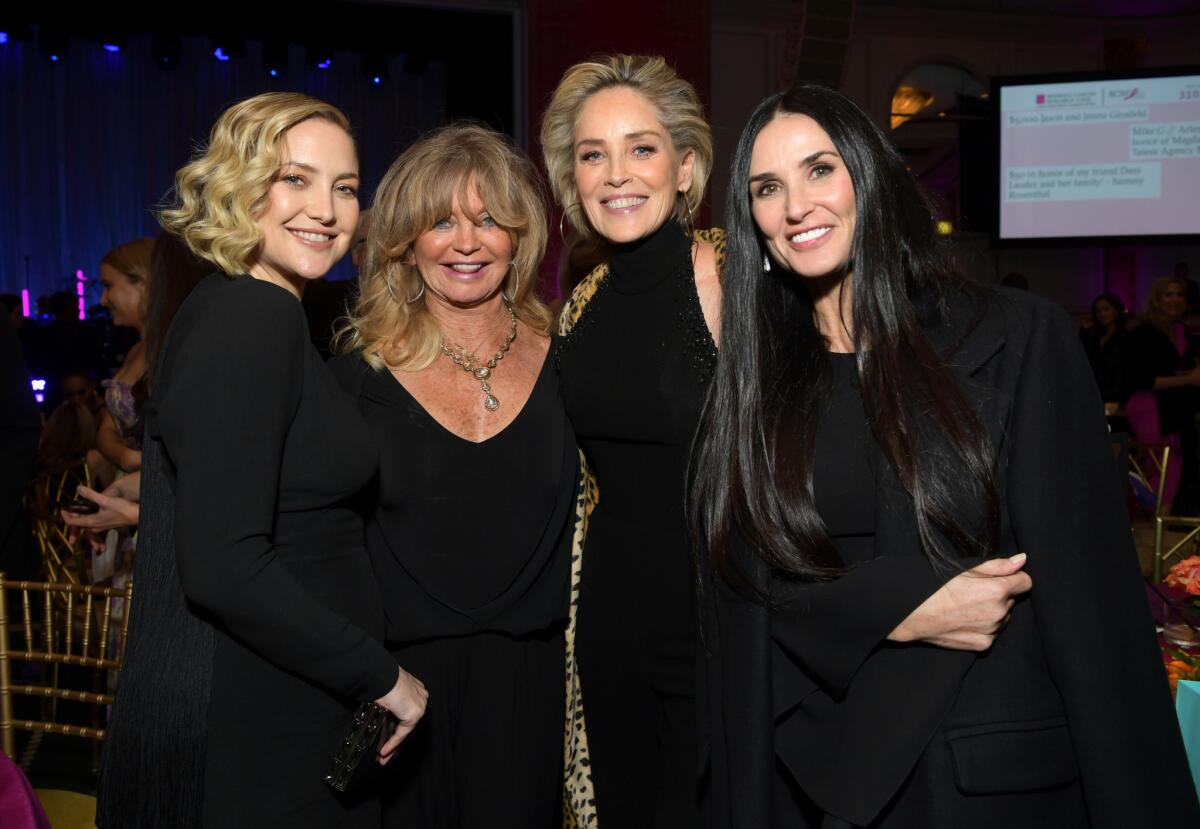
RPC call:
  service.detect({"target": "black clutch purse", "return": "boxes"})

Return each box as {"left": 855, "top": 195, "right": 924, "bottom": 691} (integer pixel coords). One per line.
{"left": 324, "top": 701, "right": 398, "bottom": 794}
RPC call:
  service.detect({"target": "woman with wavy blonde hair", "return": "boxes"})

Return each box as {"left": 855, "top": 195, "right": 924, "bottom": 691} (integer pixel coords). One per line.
{"left": 539, "top": 54, "right": 722, "bottom": 826}
{"left": 331, "top": 123, "right": 578, "bottom": 827}
{"left": 98, "top": 91, "right": 427, "bottom": 829}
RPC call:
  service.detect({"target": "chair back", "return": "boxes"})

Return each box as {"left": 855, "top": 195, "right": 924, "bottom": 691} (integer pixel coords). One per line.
{"left": 23, "top": 462, "right": 92, "bottom": 585}
{"left": 0, "top": 576, "right": 133, "bottom": 760}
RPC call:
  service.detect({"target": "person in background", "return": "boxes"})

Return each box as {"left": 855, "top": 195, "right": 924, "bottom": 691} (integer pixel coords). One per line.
{"left": 1127, "top": 277, "right": 1200, "bottom": 504}
{"left": 0, "top": 309, "right": 42, "bottom": 580}
{"left": 1078, "top": 292, "right": 1131, "bottom": 404}
{"left": 96, "top": 239, "right": 154, "bottom": 474}
{"left": 540, "top": 53, "right": 721, "bottom": 826}
{"left": 60, "top": 370, "right": 105, "bottom": 421}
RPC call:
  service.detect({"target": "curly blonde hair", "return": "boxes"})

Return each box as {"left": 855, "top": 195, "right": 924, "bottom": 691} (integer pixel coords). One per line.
{"left": 336, "top": 123, "right": 551, "bottom": 371}
{"left": 159, "top": 92, "right": 352, "bottom": 275}
{"left": 539, "top": 54, "right": 712, "bottom": 237}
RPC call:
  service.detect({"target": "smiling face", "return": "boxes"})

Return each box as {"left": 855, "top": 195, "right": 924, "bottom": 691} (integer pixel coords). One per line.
{"left": 98, "top": 264, "right": 146, "bottom": 329}
{"left": 410, "top": 178, "right": 513, "bottom": 309}
{"left": 748, "top": 113, "right": 856, "bottom": 281}
{"left": 249, "top": 118, "right": 360, "bottom": 296}
{"left": 1158, "top": 279, "right": 1188, "bottom": 321}
{"left": 572, "top": 86, "right": 694, "bottom": 244}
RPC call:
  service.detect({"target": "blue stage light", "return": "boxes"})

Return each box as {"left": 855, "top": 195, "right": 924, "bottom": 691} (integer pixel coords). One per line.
{"left": 0, "top": 33, "right": 9, "bottom": 45}
{"left": 269, "top": 68, "right": 278, "bottom": 77}
{"left": 373, "top": 76, "right": 381, "bottom": 84}
{"left": 102, "top": 44, "right": 120, "bottom": 53}
{"left": 317, "top": 59, "right": 331, "bottom": 69}
{"left": 214, "top": 48, "right": 230, "bottom": 62}
{"left": 50, "top": 54, "right": 59, "bottom": 61}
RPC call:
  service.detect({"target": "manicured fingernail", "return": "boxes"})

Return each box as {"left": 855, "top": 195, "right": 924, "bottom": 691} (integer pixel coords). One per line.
{"left": 1009, "top": 552, "right": 1027, "bottom": 563}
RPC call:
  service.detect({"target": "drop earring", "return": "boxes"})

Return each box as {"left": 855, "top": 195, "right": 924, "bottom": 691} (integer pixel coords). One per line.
{"left": 763, "top": 254, "right": 772, "bottom": 273}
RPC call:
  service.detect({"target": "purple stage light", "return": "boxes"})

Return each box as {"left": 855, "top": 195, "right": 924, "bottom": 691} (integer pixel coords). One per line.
{"left": 76, "top": 269, "right": 86, "bottom": 320}
{"left": 103, "top": 44, "right": 120, "bottom": 53}
{"left": 20, "top": 289, "right": 30, "bottom": 317}
{"left": 317, "top": 59, "right": 331, "bottom": 69}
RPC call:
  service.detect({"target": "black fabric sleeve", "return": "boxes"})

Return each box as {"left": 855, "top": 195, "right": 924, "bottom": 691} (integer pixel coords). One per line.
{"left": 158, "top": 285, "right": 397, "bottom": 702}
{"left": 769, "top": 554, "right": 947, "bottom": 696}
{"left": 1007, "top": 301, "right": 1200, "bottom": 823}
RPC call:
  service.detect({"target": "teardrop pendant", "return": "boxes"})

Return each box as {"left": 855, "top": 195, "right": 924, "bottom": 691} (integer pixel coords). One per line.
{"left": 484, "top": 394, "right": 500, "bottom": 412}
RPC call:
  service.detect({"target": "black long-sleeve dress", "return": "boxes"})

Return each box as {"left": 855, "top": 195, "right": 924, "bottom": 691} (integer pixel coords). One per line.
{"left": 98, "top": 274, "right": 398, "bottom": 828}
{"left": 330, "top": 347, "right": 576, "bottom": 829}
{"left": 557, "top": 219, "right": 720, "bottom": 827}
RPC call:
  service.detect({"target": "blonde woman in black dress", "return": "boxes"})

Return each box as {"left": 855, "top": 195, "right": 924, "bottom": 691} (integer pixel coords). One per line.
{"left": 333, "top": 124, "right": 577, "bottom": 828}
{"left": 541, "top": 55, "right": 721, "bottom": 827}
{"left": 98, "top": 92, "right": 426, "bottom": 828}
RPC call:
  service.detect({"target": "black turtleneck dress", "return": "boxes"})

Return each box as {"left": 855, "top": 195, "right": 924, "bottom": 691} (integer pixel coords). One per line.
{"left": 558, "top": 220, "right": 716, "bottom": 827}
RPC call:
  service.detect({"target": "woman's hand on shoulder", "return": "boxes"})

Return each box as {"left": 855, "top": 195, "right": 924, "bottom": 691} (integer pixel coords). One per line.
{"left": 374, "top": 666, "right": 429, "bottom": 764}
{"left": 887, "top": 553, "right": 1032, "bottom": 651}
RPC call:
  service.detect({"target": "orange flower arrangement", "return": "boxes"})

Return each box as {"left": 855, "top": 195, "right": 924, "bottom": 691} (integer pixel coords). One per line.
{"left": 1166, "top": 556, "right": 1200, "bottom": 596}
{"left": 1167, "top": 655, "right": 1200, "bottom": 694}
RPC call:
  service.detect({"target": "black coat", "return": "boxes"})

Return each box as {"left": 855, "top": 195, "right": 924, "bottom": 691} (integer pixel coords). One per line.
{"left": 701, "top": 288, "right": 1199, "bottom": 828}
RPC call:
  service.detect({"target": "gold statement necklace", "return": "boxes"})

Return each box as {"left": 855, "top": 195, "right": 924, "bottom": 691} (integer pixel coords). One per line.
{"left": 439, "top": 302, "right": 518, "bottom": 412}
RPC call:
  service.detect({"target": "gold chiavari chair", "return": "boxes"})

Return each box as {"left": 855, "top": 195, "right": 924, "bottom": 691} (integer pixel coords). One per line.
{"left": 1139, "top": 444, "right": 1200, "bottom": 582}
{"left": 23, "top": 461, "right": 94, "bottom": 586}
{"left": 0, "top": 576, "right": 133, "bottom": 828}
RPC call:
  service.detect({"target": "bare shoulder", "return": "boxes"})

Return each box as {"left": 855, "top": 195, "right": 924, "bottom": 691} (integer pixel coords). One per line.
{"left": 692, "top": 231, "right": 724, "bottom": 343}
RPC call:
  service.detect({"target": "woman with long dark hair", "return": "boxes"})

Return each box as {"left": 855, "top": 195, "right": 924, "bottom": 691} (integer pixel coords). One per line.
{"left": 1079, "top": 292, "right": 1131, "bottom": 404}
{"left": 690, "top": 85, "right": 1197, "bottom": 827}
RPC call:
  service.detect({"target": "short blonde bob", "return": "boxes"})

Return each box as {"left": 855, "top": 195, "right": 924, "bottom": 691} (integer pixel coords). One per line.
{"left": 336, "top": 123, "right": 551, "bottom": 371}
{"left": 160, "top": 92, "right": 352, "bottom": 276}
{"left": 540, "top": 54, "right": 713, "bottom": 237}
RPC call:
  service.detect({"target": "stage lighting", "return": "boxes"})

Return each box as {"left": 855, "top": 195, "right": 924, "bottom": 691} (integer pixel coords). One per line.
{"left": 307, "top": 45, "right": 333, "bottom": 70}
{"left": 211, "top": 35, "right": 244, "bottom": 62}
{"left": 153, "top": 33, "right": 180, "bottom": 69}
{"left": 40, "top": 28, "right": 68, "bottom": 62}
{"left": 364, "top": 53, "right": 389, "bottom": 85}
{"left": 263, "top": 39, "right": 287, "bottom": 78}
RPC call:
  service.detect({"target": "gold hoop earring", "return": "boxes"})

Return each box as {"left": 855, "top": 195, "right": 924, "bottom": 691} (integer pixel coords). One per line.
{"left": 678, "top": 190, "right": 696, "bottom": 240}
{"left": 501, "top": 261, "right": 520, "bottom": 304}
{"left": 406, "top": 282, "right": 426, "bottom": 304}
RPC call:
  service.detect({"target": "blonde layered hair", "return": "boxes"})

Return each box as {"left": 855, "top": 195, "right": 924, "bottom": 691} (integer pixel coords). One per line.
{"left": 1143, "top": 276, "right": 1188, "bottom": 334}
{"left": 540, "top": 54, "right": 713, "bottom": 237}
{"left": 160, "top": 92, "right": 352, "bottom": 275}
{"left": 337, "top": 123, "right": 551, "bottom": 371}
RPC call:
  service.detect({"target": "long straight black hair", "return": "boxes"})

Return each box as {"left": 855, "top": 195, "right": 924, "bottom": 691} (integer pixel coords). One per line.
{"left": 689, "top": 85, "right": 999, "bottom": 595}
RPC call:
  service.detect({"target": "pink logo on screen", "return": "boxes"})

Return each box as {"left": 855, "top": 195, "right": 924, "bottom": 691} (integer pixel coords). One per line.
{"left": 1036, "top": 94, "right": 1045, "bottom": 105}
{"left": 1123, "top": 88, "right": 1139, "bottom": 100}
